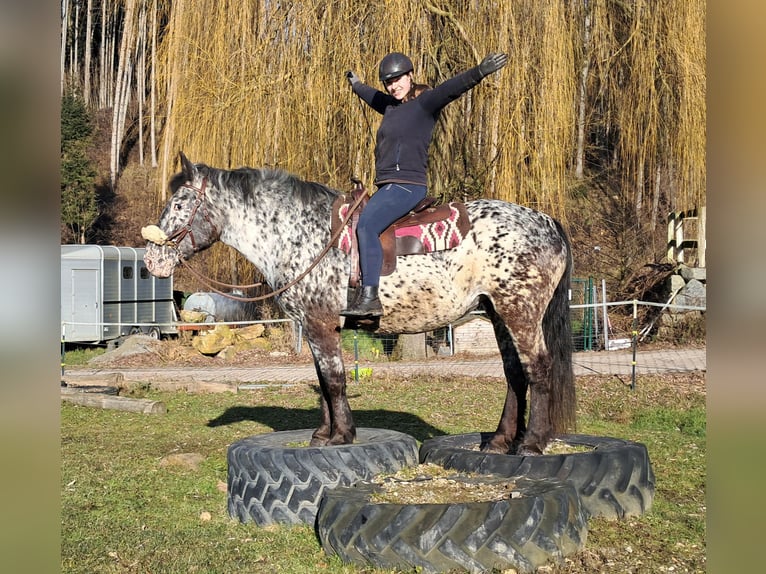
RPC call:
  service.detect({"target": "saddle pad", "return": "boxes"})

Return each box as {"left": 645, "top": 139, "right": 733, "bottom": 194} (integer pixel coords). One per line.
{"left": 335, "top": 201, "right": 469, "bottom": 252}
{"left": 332, "top": 196, "right": 471, "bottom": 280}
{"left": 393, "top": 204, "right": 468, "bottom": 252}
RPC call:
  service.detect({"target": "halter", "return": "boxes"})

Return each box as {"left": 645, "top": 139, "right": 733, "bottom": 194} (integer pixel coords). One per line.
{"left": 164, "top": 177, "right": 219, "bottom": 250}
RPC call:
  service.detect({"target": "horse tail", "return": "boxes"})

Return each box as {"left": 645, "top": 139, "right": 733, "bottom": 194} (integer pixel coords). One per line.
{"left": 544, "top": 219, "right": 576, "bottom": 435}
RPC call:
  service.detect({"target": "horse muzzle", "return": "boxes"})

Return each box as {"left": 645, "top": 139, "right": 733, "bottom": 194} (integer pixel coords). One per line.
{"left": 143, "top": 240, "right": 180, "bottom": 278}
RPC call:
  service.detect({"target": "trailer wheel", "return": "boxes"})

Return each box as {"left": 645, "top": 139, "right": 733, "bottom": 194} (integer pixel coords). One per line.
{"left": 147, "top": 326, "right": 161, "bottom": 339}
{"left": 129, "top": 326, "right": 142, "bottom": 335}
{"left": 419, "top": 433, "right": 655, "bottom": 520}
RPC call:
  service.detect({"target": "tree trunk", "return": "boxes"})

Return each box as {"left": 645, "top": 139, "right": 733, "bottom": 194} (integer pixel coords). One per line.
{"left": 84, "top": 0, "right": 93, "bottom": 105}
{"left": 98, "top": 0, "right": 107, "bottom": 107}
{"left": 72, "top": 1, "right": 80, "bottom": 86}
{"left": 137, "top": 2, "right": 146, "bottom": 165}
{"left": 575, "top": 0, "right": 592, "bottom": 180}
{"left": 110, "top": 0, "right": 137, "bottom": 185}
{"left": 635, "top": 156, "right": 644, "bottom": 224}
{"left": 61, "top": 391, "right": 166, "bottom": 414}
{"left": 394, "top": 333, "right": 426, "bottom": 361}
{"left": 650, "top": 164, "right": 660, "bottom": 234}
{"left": 60, "top": 0, "right": 69, "bottom": 96}
{"left": 150, "top": 0, "right": 158, "bottom": 167}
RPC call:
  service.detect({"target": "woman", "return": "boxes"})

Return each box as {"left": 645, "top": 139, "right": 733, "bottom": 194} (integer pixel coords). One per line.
{"left": 340, "top": 51, "right": 508, "bottom": 317}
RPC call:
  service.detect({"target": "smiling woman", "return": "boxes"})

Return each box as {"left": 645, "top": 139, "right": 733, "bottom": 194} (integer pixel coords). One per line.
{"left": 341, "top": 50, "right": 507, "bottom": 317}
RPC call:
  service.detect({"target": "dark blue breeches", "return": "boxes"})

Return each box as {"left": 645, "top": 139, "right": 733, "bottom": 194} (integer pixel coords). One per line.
{"left": 356, "top": 183, "right": 427, "bottom": 286}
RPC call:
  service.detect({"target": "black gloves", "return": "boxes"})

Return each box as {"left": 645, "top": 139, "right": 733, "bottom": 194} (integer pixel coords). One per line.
{"left": 479, "top": 53, "right": 508, "bottom": 78}
{"left": 345, "top": 70, "right": 360, "bottom": 86}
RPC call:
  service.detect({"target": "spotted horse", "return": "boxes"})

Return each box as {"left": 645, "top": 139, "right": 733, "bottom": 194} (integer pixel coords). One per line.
{"left": 143, "top": 152, "right": 576, "bottom": 455}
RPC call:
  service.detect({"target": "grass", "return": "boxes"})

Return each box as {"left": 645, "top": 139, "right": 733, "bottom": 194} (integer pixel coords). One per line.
{"left": 61, "top": 372, "right": 705, "bottom": 573}
{"left": 62, "top": 344, "right": 106, "bottom": 366}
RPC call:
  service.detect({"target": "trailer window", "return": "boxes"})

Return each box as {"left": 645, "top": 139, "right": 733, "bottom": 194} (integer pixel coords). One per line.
{"left": 140, "top": 267, "right": 150, "bottom": 279}
{"left": 122, "top": 266, "right": 133, "bottom": 279}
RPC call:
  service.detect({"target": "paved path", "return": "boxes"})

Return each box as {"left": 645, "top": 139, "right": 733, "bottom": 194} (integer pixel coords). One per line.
{"left": 64, "top": 347, "right": 705, "bottom": 386}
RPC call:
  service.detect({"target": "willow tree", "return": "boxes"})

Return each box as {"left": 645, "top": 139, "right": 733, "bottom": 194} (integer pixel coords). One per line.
{"left": 579, "top": 0, "right": 706, "bottom": 223}
{"left": 154, "top": 1, "right": 578, "bottom": 210}
{"left": 59, "top": 0, "right": 705, "bottom": 225}
{"left": 144, "top": 0, "right": 703, "bottom": 285}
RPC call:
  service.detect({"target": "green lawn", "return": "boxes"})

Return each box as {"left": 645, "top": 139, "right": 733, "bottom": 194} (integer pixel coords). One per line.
{"left": 61, "top": 373, "right": 705, "bottom": 573}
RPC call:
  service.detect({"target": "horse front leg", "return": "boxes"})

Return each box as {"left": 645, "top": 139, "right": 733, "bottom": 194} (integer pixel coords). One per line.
{"left": 304, "top": 319, "right": 356, "bottom": 446}
{"left": 310, "top": 378, "right": 332, "bottom": 447}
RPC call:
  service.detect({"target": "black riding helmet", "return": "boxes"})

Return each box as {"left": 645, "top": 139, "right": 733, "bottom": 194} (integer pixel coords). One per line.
{"left": 379, "top": 52, "right": 413, "bottom": 83}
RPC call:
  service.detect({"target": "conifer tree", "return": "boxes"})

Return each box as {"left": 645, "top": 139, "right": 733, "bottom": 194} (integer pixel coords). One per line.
{"left": 61, "top": 93, "right": 98, "bottom": 244}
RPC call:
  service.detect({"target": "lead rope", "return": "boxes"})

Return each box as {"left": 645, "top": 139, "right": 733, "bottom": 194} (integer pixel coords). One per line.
{"left": 179, "top": 188, "right": 368, "bottom": 303}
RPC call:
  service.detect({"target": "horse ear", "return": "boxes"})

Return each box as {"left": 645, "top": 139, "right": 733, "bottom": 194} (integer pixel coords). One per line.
{"left": 179, "top": 151, "right": 197, "bottom": 182}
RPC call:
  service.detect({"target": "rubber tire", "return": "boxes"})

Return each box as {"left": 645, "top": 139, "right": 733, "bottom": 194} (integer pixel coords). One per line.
{"left": 227, "top": 428, "right": 419, "bottom": 526}
{"left": 419, "top": 433, "right": 654, "bottom": 520}
{"left": 316, "top": 475, "right": 587, "bottom": 573}
{"left": 147, "top": 326, "right": 161, "bottom": 339}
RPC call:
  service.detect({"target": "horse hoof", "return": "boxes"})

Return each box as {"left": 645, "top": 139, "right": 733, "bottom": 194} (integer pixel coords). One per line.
{"left": 310, "top": 436, "right": 330, "bottom": 447}
{"left": 327, "top": 434, "right": 355, "bottom": 446}
{"left": 517, "top": 444, "right": 544, "bottom": 456}
{"left": 480, "top": 439, "right": 511, "bottom": 454}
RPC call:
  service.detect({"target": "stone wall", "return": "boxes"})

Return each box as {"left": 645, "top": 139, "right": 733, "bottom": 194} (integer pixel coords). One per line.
{"left": 659, "top": 265, "right": 706, "bottom": 338}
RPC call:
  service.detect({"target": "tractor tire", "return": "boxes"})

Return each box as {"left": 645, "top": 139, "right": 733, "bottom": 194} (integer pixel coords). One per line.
{"left": 419, "top": 433, "right": 654, "bottom": 520}
{"left": 227, "top": 428, "right": 419, "bottom": 526}
{"left": 316, "top": 475, "right": 587, "bottom": 573}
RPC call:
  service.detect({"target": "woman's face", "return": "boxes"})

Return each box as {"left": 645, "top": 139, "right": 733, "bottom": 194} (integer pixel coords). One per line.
{"left": 384, "top": 73, "right": 413, "bottom": 101}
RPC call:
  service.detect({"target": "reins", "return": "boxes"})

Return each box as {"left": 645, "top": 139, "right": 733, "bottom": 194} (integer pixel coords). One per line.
{"left": 176, "top": 185, "right": 368, "bottom": 303}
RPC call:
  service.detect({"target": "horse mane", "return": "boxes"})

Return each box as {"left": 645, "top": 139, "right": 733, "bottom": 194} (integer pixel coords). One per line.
{"left": 170, "top": 162, "right": 340, "bottom": 208}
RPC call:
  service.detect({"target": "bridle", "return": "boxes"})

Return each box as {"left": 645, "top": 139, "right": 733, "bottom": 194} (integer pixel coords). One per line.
{"left": 163, "top": 178, "right": 219, "bottom": 251}
{"left": 156, "top": 178, "right": 368, "bottom": 303}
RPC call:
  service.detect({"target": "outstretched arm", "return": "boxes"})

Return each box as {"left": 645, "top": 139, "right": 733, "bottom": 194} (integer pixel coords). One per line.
{"left": 419, "top": 52, "right": 508, "bottom": 112}
{"left": 345, "top": 70, "right": 395, "bottom": 114}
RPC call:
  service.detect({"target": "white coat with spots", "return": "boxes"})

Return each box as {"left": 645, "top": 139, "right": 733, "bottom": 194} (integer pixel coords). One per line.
{"left": 145, "top": 153, "right": 576, "bottom": 455}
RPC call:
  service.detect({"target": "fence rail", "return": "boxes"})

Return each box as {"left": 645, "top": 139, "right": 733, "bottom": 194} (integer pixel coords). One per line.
{"left": 63, "top": 298, "right": 705, "bottom": 359}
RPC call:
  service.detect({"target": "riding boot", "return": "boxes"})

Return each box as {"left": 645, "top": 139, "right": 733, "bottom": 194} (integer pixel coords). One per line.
{"left": 340, "top": 285, "right": 383, "bottom": 317}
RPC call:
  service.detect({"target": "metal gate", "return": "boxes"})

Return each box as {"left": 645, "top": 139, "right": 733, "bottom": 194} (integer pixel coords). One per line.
{"left": 571, "top": 277, "right": 595, "bottom": 351}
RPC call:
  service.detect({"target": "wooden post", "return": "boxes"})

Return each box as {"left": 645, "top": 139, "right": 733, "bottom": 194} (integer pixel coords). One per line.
{"left": 667, "top": 207, "right": 705, "bottom": 267}
{"left": 61, "top": 390, "right": 166, "bottom": 414}
{"left": 697, "top": 206, "right": 706, "bottom": 268}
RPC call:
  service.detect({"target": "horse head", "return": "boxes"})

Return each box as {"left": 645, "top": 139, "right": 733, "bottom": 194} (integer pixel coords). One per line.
{"left": 143, "top": 151, "right": 221, "bottom": 277}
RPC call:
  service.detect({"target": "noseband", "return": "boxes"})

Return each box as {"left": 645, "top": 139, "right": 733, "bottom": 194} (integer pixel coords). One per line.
{"left": 164, "top": 177, "right": 219, "bottom": 251}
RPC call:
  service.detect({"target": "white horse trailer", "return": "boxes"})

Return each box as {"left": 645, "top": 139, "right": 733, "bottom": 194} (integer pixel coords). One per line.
{"left": 61, "top": 245, "right": 177, "bottom": 344}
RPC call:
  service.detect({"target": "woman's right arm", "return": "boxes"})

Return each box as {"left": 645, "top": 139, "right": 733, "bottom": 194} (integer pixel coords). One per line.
{"left": 346, "top": 70, "right": 393, "bottom": 114}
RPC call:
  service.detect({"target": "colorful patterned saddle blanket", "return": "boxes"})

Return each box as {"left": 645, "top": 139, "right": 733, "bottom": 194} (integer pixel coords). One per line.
{"left": 331, "top": 186, "right": 471, "bottom": 286}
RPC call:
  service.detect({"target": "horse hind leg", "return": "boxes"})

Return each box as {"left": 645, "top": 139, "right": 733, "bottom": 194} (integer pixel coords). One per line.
{"left": 516, "top": 338, "right": 555, "bottom": 455}
{"left": 482, "top": 304, "right": 528, "bottom": 454}
{"left": 501, "top": 322, "right": 573, "bottom": 456}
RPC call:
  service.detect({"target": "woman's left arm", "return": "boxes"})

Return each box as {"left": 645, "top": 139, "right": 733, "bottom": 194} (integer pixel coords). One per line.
{"left": 421, "top": 53, "right": 508, "bottom": 112}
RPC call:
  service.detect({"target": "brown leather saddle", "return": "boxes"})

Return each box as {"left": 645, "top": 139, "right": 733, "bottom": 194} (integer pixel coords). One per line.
{"left": 331, "top": 180, "right": 471, "bottom": 287}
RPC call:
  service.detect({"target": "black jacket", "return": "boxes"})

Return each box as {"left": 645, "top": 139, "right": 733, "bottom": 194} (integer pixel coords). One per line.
{"left": 352, "top": 66, "right": 485, "bottom": 186}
